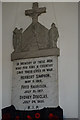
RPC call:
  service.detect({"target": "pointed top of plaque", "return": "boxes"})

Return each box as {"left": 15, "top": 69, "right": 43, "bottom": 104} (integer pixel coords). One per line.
{"left": 25, "top": 2, "right": 46, "bottom": 23}
{"left": 11, "top": 2, "right": 60, "bottom": 61}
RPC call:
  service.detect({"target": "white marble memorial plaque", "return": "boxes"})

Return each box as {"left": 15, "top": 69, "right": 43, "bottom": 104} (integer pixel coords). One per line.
{"left": 12, "top": 56, "right": 58, "bottom": 110}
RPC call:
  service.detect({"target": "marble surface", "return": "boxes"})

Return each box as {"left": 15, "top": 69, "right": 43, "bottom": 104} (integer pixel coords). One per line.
{"left": 11, "top": 56, "right": 59, "bottom": 110}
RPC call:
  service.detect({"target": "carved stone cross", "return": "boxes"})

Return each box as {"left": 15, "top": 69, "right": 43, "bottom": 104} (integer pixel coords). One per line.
{"left": 25, "top": 2, "right": 46, "bottom": 23}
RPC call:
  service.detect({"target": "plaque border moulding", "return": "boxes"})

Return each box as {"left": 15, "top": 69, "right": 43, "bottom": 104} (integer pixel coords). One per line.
{"left": 11, "top": 2, "right": 60, "bottom": 61}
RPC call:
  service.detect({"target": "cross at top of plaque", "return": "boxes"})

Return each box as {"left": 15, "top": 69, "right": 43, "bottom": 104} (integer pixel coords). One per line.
{"left": 11, "top": 2, "right": 60, "bottom": 61}
{"left": 25, "top": 2, "right": 46, "bottom": 23}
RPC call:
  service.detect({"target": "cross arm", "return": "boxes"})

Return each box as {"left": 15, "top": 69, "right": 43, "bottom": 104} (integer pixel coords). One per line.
{"left": 25, "top": 7, "right": 46, "bottom": 16}
{"left": 25, "top": 9, "right": 33, "bottom": 16}
{"left": 38, "top": 7, "right": 46, "bottom": 14}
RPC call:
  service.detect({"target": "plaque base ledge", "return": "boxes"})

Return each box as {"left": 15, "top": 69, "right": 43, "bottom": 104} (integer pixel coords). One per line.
{"left": 11, "top": 48, "right": 60, "bottom": 61}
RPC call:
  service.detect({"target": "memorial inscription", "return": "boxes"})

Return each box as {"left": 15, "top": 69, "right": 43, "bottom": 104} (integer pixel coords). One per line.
{"left": 11, "top": 2, "right": 60, "bottom": 110}
{"left": 12, "top": 56, "right": 58, "bottom": 110}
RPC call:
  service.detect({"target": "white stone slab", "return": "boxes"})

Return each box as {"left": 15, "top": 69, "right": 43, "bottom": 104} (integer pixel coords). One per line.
{"left": 11, "top": 56, "right": 59, "bottom": 110}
